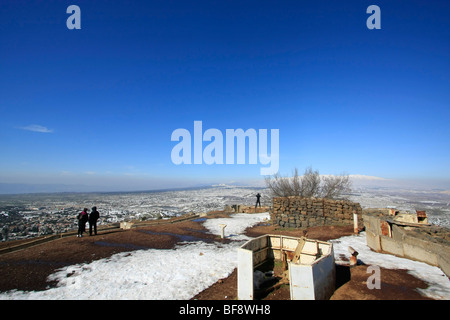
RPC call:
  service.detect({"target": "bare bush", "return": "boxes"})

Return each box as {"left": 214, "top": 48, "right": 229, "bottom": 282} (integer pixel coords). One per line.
{"left": 300, "top": 167, "right": 321, "bottom": 197}
{"left": 321, "top": 174, "right": 352, "bottom": 199}
{"left": 265, "top": 167, "right": 352, "bottom": 199}
{"left": 264, "top": 170, "right": 296, "bottom": 197}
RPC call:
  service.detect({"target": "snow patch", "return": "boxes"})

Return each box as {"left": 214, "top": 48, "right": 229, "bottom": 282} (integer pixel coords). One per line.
{"left": 1, "top": 213, "right": 449, "bottom": 300}
{"left": 331, "top": 232, "right": 450, "bottom": 300}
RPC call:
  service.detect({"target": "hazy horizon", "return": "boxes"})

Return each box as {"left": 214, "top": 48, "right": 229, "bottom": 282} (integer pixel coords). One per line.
{"left": 1, "top": 174, "right": 450, "bottom": 195}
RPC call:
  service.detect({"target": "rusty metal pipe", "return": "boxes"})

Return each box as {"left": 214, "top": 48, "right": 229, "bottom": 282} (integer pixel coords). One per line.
{"left": 348, "top": 246, "right": 358, "bottom": 266}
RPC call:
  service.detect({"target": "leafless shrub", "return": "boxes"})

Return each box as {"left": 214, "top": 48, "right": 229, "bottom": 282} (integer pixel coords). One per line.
{"left": 264, "top": 170, "right": 295, "bottom": 197}
{"left": 321, "top": 174, "right": 352, "bottom": 199}
{"left": 265, "top": 167, "right": 352, "bottom": 199}
{"left": 300, "top": 167, "right": 321, "bottom": 197}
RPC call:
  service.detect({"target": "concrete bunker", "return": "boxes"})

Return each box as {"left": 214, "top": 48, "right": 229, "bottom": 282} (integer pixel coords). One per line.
{"left": 237, "top": 234, "right": 335, "bottom": 300}
{"left": 363, "top": 209, "right": 450, "bottom": 277}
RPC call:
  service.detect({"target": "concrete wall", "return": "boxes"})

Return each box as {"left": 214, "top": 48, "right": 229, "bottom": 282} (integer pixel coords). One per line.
{"left": 271, "top": 196, "right": 363, "bottom": 228}
{"left": 237, "top": 234, "right": 335, "bottom": 300}
{"left": 289, "top": 250, "right": 336, "bottom": 300}
{"left": 363, "top": 212, "right": 450, "bottom": 278}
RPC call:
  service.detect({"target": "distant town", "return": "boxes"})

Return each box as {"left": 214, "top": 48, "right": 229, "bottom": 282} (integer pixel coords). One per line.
{"left": 0, "top": 203, "right": 148, "bottom": 241}
{"left": 0, "top": 186, "right": 268, "bottom": 242}
{"left": 1, "top": 184, "right": 449, "bottom": 242}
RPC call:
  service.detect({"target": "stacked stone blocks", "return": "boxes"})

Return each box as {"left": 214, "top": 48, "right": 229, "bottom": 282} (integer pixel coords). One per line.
{"left": 271, "top": 196, "right": 363, "bottom": 228}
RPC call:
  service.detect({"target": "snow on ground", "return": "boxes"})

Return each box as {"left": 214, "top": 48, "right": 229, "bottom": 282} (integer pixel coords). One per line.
{"left": 5, "top": 242, "right": 239, "bottom": 300}
{"left": 0, "top": 213, "right": 268, "bottom": 300}
{"left": 331, "top": 233, "right": 450, "bottom": 300}
{"left": 202, "top": 213, "right": 270, "bottom": 241}
{"left": 0, "top": 212, "right": 449, "bottom": 300}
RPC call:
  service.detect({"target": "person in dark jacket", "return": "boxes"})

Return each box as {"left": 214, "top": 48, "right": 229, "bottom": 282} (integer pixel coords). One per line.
{"left": 89, "top": 206, "right": 100, "bottom": 236}
{"left": 77, "top": 208, "right": 89, "bottom": 237}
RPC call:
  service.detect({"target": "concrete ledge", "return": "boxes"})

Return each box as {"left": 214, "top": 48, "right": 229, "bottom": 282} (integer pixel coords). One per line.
{"left": 0, "top": 224, "right": 119, "bottom": 255}
{"left": 365, "top": 230, "right": 381, "bottom": 252}
{"left": 363, "top": 212, "right": 450, "bottom": 278}
{"left": 403, "top": 242, "right": 438, "bottom": 266}
{"left": 437, "top": 247, "right": 450, "bottom": 277}
{"left": 0, "top": 235, "right": 60, "bottom": 255}
{"left": 380, "top": 236, "right": 404, "bottom": 257}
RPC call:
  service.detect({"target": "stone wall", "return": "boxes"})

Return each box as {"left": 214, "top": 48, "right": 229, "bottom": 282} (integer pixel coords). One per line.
{"left": 271, "top": 196, "right": 363, "bottom": 228}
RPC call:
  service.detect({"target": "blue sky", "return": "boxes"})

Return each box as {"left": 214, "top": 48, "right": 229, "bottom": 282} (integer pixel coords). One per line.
{"left": 1, "top": 0, "right": 449, "bottom": 192}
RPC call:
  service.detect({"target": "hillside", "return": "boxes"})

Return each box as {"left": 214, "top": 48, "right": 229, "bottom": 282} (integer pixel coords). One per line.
{"left": 0, "top": 211, "right": 446, "bottom": 300}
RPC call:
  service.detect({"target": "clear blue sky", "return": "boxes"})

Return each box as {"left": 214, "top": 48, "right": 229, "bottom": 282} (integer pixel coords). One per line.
{"left": 1, "top": 0, "right": 449, "bottom": 191}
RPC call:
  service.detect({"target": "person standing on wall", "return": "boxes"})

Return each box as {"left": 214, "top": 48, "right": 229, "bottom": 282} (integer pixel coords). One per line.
{"left": 89, "top": 206, "right": 100, "bottom": 236}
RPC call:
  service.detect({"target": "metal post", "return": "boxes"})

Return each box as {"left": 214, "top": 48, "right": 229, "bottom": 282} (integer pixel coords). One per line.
{"left": 219, "top": 224, "right": 227, "bottom": 239}
{"left": 353, "top": 210, "right": 359, "bottom": 234}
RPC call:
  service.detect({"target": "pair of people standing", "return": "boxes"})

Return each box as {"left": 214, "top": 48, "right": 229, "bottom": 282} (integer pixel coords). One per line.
{"left": 77, "top": 207, "right": 100, "bottom": 237}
